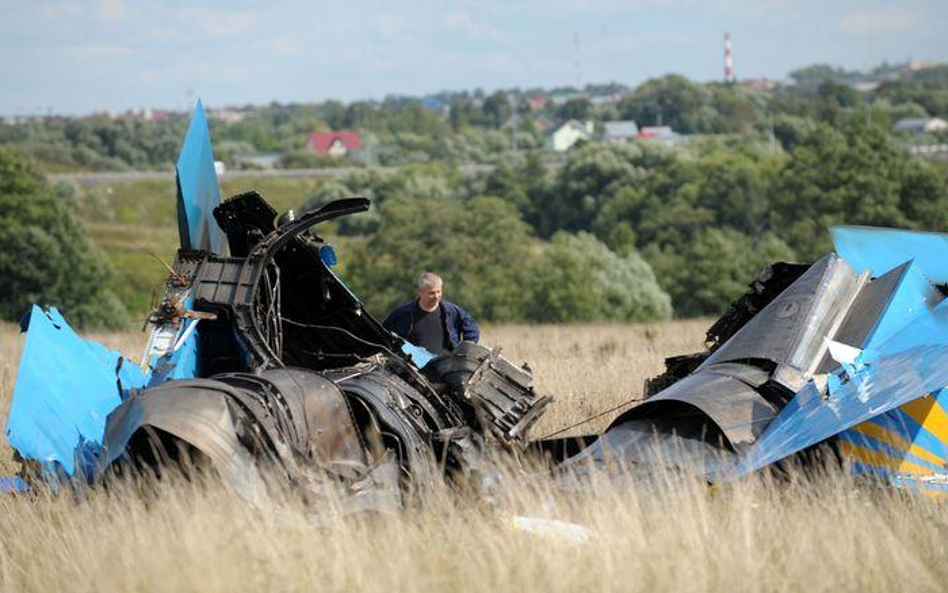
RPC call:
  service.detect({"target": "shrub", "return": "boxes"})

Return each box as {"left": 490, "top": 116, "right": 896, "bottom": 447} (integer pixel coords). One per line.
{"left": 528, "top": 231, "right": 672, "bottom": 323}
{"left": 0, "top": 148, "right": 126, "bottom": 328}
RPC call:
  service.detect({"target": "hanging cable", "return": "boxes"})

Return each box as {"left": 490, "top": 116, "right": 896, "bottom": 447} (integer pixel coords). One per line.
{"left": 537, "top": 398, "right": 639, "bottom": 440}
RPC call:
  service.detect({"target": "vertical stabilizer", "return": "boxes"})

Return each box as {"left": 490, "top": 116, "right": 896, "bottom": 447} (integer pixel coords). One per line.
{"left": 176, "top": 100, "right": 228, "bottom": 255}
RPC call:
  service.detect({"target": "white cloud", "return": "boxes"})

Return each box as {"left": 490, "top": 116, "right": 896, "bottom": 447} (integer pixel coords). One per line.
{"left": 177, "top": 8, "right": 258, "bottom": 39}
{"left": 40, "top": 4, "right": 81, "bottom": 19}
{"left": 148, "top": 26, "right": 182, "bottom": 42}
{"left": 70, "top": 44, "right": 134, "bottom": 59}
{"left": 375, "top": 15, "right": 408, "bottom": 39}
{"left": 95, "top": 0, "right": 127, "bottom": 22}
{"left": 842, "top": 9, "right": 920, "bottom": 35}
{"left": 442, "top": 12, "right": 483, "bottom": 35}
{"left": 271, "top": 39, "right": 299, "bottom": 57}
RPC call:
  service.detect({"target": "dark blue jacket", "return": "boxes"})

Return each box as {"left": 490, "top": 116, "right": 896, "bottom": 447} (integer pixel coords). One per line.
{"left": 382, "top": 299, "right": 480, "bottom": 350}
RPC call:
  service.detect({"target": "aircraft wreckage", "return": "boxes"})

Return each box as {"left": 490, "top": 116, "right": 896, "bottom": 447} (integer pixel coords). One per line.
{"left": 7, "top": 102, "right": 948, "bottom": 505}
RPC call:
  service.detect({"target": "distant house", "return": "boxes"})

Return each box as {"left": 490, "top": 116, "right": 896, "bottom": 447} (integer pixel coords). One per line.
{"left": 638, "top": 126, "right": 680, "bottom": 142}
{"left": 207, "top": 107, "right": 247, "bottom": 124}
{"left": 306, "top": 131, "right": 362, "bottom": 157}
{"left": 892, "top": 117, "right": 948, "bottom": 135}
{"left": 500, "top": 114, "right": 523, "bottom": 131}
{"left": 601, "top": 121, "right": 639, "bottom": 143}
{"left": 852, "top": 81, "right": 880, "bottom": 93}
{"left": 118, "top": 108, "right": 170, "bottom": 122}
{"left": 590, "top": 94, "right": 621, "bottom": 106}
{"left": 742, "top": 78, "right": 777, "bottom": 91}
{"left": 545, "top": 120, "right": 594, "bottom": 152}
{"left": 420, "top": 97, "right": 443, "bottom": 110}
{"left": 527, "top": 94, "right": 548, "bottom": 111}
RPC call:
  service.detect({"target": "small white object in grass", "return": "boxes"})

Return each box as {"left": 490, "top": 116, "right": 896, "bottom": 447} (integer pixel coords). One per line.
{"left": 511, "top": 516, "right": 592, "bottom": 544}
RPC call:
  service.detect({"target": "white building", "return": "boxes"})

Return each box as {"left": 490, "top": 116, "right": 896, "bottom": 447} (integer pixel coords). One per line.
{"left": 545, "top": 120, "right": 595, "bottom": 152}
{"left": 892, "top": 117, "right": 948, "bottom": 134}
{"left": 601, "top": 120, "right": 639, "bottom": 143}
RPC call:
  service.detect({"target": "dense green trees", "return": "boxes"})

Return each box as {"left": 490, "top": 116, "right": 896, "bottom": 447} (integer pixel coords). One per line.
{"left": 770, "top": 123, "right": 948, "bottom": 259}
{"left": 439, "top": 120, "right": 948, "bottom": 318}
{"left": 557, "top": 97, "right": 594, "bottom": 121}
{"left": 343, "top": 195, "right": 536, "bottom": 322}
{"left": 0, "top": 148, "right": 125, "bottom": 328}
{"left": 528, "top": 232, "right": 671, "bottom": 322}
{"left": 646, "top": 230, "right": 794, "bottom": 317}
{"left": 5, "top": 62, "right": 948, "bottom": 325}
{"left": 338, "top": 193, "right": 672, "bottom": 324}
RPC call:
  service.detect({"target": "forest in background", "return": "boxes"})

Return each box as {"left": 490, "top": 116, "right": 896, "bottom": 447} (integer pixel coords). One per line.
{"left": 2, "top": 61, "right": 948, "bottom": 328}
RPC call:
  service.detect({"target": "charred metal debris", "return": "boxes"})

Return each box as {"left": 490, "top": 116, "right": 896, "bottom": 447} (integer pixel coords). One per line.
{"left": 108, "top": 191, "right": 552, "bottom": 508}
{"left": 13, "top": 102, "right": 948, "bottom": 505}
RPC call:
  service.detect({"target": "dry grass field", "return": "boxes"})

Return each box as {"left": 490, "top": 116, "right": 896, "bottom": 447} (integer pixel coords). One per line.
{"left": 1, "top": 321, "right": 947, "bottom": 591}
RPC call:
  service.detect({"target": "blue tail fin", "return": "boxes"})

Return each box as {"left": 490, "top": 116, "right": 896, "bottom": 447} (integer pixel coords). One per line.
{"left": 176, "top": 100, "right": 228, "bottom": 255}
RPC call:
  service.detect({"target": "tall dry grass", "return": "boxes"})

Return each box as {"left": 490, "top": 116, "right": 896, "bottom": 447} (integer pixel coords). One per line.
{"left": 1, "top": 321, "right": 946, "bottom": 591}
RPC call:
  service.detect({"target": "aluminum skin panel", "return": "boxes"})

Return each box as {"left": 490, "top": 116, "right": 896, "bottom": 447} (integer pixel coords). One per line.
{"left": 719, "top": 336, "right": 948, "bottom": 482}
{"left": 619, "top": 364, "right": 778, "bottom": 447}
{"left": 702, "top": 254, "right": 860, "bottom": 391}
{"left": 816, "top": 261, "right": 909, "bottom": 373}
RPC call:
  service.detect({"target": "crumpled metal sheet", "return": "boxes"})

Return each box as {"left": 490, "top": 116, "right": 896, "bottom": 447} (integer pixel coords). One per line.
{"left": 718, "top": 342, "right": 948, "bottom": 482}
{"left": 720, "top": 257, "right": 948, "bottom": 481}
{"left": 623, "top": 366, "right": 777, "bottom": 448}
{"left": 5, "top": 306, "right": 148, "bottom": 477}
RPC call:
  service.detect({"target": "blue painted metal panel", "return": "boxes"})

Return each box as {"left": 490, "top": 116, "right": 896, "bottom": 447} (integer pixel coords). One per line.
{"left": 861, "top": 262, "right": 943, "bottom": 352}
{"left": 176, "top": 100, "right": 227, "bottom": 255}
{"left": 719, "top": 341, "right": 948, "bottom": 482}
{"left": 4, "top": 306, "right": 149, "bottom": 477}
{"left": 832, "top": 226, "right": 948, "bottom": 283}
{"left": 400, "top": 342, "right": 436, "bottom": 369}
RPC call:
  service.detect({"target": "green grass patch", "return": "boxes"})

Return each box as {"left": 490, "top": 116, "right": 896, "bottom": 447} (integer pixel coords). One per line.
{"left": 71, "top": 176, "right": 360, "bottom": 317}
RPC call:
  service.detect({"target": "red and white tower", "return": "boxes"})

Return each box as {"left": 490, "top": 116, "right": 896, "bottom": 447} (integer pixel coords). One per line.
{"left": 724, "top": 33, "right": 735, "bottom": 84}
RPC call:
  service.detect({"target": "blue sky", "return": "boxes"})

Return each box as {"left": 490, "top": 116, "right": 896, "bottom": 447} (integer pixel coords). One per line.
{"left": 1, "top": 0, "right": 947, "bottom": 116}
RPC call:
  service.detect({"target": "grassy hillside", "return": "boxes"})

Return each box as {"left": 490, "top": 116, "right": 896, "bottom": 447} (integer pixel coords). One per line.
{"left": 69, "top": 176, "right": 335, "bottom": 321}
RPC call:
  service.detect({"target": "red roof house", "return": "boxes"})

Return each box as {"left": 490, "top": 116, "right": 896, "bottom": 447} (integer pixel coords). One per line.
{"left": 306, "top": 131, "right": 362, "bottom": 156}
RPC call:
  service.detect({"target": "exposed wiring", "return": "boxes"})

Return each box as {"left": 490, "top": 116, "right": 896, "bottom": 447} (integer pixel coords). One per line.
{"left": 280, "top": 317, "right": 399, "bottom": 359}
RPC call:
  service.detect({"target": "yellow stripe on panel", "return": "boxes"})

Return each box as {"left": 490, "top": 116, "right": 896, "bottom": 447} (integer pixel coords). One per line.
{"left": 900, "top": 396, "right": 948, "bottom": 443}
{"left": 838, "top": 441, "right": 933, "bottom": 477}
{"left": 850, "top": 421, "right": 947, "bottom": 468}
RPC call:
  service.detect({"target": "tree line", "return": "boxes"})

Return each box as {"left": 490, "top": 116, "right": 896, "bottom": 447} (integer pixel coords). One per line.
{"left": 313, "top": 122, "right": 948, "bottom": 322}
{"left": 2, "top": 63, "right": 948, "bottom": 327}
{"left": 3, "top": 62, "right": 948, "bottom": 172}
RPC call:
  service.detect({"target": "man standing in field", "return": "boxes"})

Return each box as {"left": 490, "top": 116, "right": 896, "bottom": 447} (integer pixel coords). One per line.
{"left": 383, "top": 272, "right": 480, "bottom": 355}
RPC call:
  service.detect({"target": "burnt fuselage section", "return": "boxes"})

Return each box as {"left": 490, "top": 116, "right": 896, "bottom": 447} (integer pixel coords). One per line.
{"left": 563, "top": 252, "right": 945, "bottom": 481}
{"left": 108, "top": 192, "right": 551, "bottom": 507}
